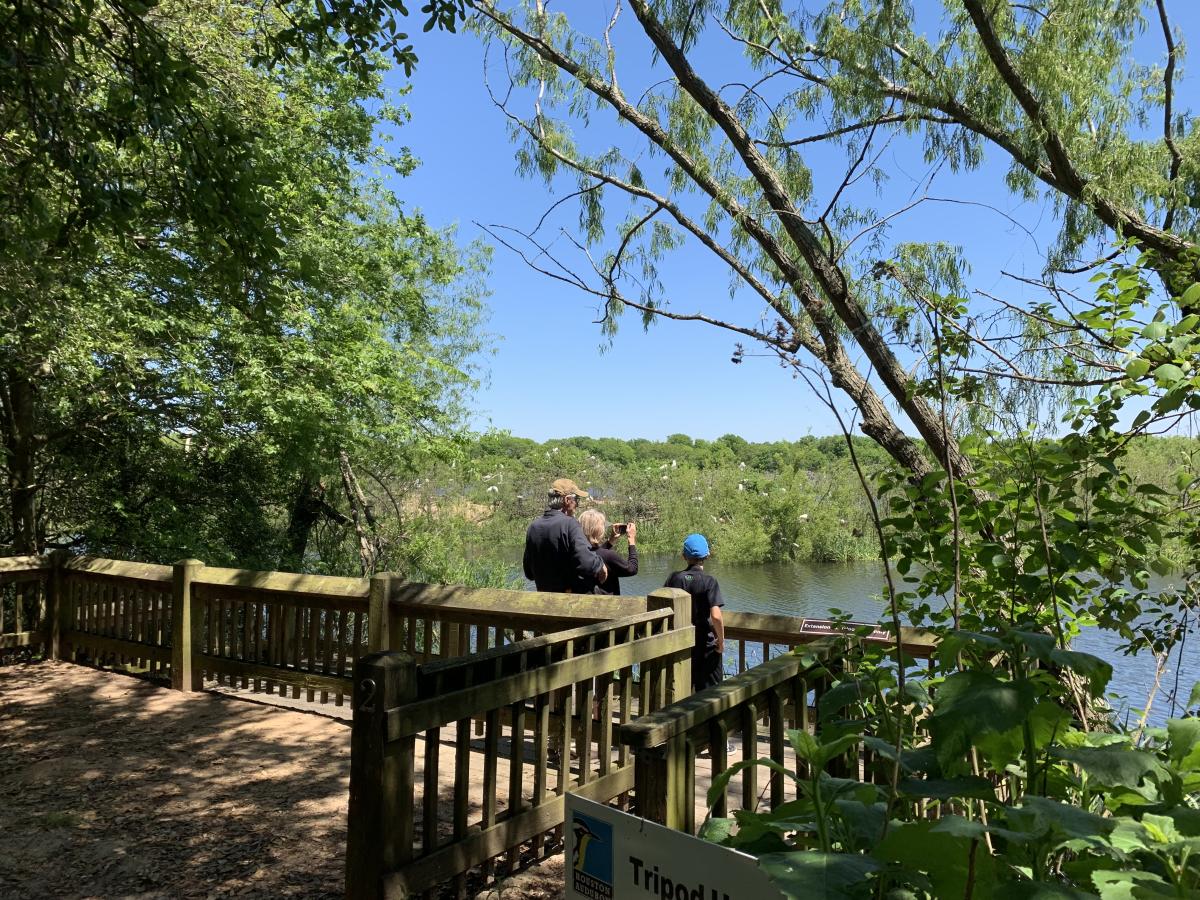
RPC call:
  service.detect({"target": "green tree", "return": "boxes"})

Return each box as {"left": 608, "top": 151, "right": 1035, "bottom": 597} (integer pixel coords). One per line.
{"left": 0, "top": 0, "right": 487, "bottom": 562}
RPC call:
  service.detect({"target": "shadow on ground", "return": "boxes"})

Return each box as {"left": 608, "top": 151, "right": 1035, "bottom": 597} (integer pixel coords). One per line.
{"left": 0, "top": 660, "right": 351, "bottom": 899}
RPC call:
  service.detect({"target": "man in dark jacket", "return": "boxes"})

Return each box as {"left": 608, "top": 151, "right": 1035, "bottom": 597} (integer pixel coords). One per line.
{"left": 523, "top": 477, "right": 607, "bottom": 592}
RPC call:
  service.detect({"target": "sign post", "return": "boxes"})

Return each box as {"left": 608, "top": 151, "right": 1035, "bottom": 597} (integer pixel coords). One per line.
{"left": 564, "top": 794, "right": 786, "bottom": 900}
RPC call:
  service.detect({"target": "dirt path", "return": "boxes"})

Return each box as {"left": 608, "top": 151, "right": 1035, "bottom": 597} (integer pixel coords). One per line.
{"left": 0, "top": 661, "right": 572, "bottom": 900}
{"left": 0, "top": 661, "right": 354, "bottom": 899}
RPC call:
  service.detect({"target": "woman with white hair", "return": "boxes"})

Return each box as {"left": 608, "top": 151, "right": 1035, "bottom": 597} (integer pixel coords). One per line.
{"left": 577, "top": 508, "right": 638, "bottom": 595}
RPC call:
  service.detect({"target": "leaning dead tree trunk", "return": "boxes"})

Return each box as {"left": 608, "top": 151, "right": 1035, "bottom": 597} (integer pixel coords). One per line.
{"left": 338, "top": 450, "right": 382, "bottom": 577}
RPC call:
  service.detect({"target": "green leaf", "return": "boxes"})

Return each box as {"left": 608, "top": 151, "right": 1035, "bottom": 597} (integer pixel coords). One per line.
{"left": 1054, "top": 745, "right": 1166, "bottom": 791}
{"left": 831, "top": 800, "right": 887, "bottom": 849}
{"left": 818, "top": 678, "right": 871, "bottom": 721}
{"left": 1140, "top": 321, "right": 1168, "bottom": 341}
{"left": 875, "top": 820, "right": 996, "bottom": 898}
{"left": 1152, "top": 363, "right": 1186, "bottom": 387}
{"left": 697, "top": 816, "right": 737, "bottom": 844}
{"left": 1182, "top": 283, "right": 1200, "bottom": 309}
{"left": 1092, "top": 869, "right": 1176, "bottom": 898}
{"left": 1124, "top": 357, "right": 1151, "bottom": 379}
{"left": 1020, "top": 796, "right": 1115, "bottom": 841}
{"left": 1166, "top": 717, "right": 1200, "bottom": 770}
{"left": 757, "top": 851, "right": 880, "bottom": 900}
{"left": 930, "top": 671, "right": 1036, "bottom": 765}
{"left": 1047, "top": 649, "right": 1113, "bottom": 696}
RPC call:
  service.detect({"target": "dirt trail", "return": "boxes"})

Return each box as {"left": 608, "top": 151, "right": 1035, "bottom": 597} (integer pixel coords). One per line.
{"left": 0, "top": 662, "right": 569, "bottom": 900}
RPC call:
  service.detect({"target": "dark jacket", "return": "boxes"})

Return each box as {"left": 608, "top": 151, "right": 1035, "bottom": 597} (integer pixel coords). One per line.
{"left": 664, "top": 564, "right": 725, "bottom": 654}
{"left": 523, "top": 509, "right": 604, "bottom": 592}
{"left": 590, "top": 542, "right": 638, "bottom": 595}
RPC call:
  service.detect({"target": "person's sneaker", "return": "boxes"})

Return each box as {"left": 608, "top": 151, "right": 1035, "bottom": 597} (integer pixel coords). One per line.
{"left": 697, "top": 742, "right": 736, "bottom": 758}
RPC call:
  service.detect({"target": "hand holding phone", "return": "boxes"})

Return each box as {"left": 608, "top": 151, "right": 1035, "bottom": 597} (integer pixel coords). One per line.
{"left": 612, "top": 522, "right": 628, "bottom": 535}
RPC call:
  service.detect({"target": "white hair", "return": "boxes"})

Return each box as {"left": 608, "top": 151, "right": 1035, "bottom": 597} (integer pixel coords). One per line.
{"left": 578, "top": 508, "right": 607, "bottom": 544}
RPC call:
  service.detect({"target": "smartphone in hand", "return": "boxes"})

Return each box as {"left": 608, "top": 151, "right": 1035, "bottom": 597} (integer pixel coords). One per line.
{"left": 612, "top": 523, "right": 628, "bottom": 535}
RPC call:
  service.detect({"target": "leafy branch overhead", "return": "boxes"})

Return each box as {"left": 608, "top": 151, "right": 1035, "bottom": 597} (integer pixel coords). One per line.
{"left": 469, "top": 0, "right": 1198, "bottom": 485}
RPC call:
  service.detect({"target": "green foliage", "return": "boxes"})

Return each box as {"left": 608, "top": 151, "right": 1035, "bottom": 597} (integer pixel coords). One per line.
{"left": 703, "top": 638, "right": 1200, "bottom": 898}
{"left": 413, "top": 432, "right": 890, "bottom": 564}
{"left": 0, "top": 0, "right": 488, "bottom": 566}
{"left": 701, "top": 255, "right": 1200, "bottom": 897}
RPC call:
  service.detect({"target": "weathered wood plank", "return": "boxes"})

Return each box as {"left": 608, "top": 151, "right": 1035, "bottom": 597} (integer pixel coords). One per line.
{"left": 389, "top": 630, "right": 693, "bottom": 741}
{"left": 0, "top": 630, "right": 43, "bottom": 650}
{"left": 346, "top": 653, "right": 418, "bottom": 900}
{"left": 195, "top": 653, "right": 352, "bottom": 695}
{"left": 419, "top": 609, "right": 670, "bottom": 677}
{"left": 620, "top": 651, "right": 825, "bottom": 750}
{"left": 0, "top": 555, "right": 50, "bottom": 575}
{"left": 389, "top": 579, "right": 644, "bottom": 618}
{"left": 724, "top": 610, "right": 936, "bottom": 658}
{"left": 382, "top": 766, "right": 635, "bottom": 899}
{"left": 62, "top": 630, "right": 170, "bottom": 662}
{"left": 62, "top": 557, "right": 172, "bottom": 586}
{"left": 195, "top": 566, "right": 368, "bottom": 598}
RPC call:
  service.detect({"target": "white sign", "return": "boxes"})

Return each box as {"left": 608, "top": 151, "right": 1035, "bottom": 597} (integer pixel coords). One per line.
{"left": 564, "top": 794, "right": 786, "bottom": 900}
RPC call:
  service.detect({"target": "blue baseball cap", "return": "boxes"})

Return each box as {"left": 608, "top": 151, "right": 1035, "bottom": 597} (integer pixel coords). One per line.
{"left": 682, "top": 533, "right": 710, "bottom": 559}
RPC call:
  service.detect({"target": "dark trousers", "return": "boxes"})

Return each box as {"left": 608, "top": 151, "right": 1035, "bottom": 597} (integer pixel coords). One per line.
{"left": 692, "top": 647, "right": 723, "bottom": 693}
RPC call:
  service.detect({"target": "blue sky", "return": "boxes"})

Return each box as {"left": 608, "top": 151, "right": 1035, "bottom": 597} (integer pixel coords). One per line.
{"left": 379, "top": 2, "right": 1196, "bottom": 443}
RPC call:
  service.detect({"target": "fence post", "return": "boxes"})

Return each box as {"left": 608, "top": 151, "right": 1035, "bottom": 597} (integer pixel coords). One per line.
{"left": 346, "top": 651, "right": 418, "bottom": 900}
{"left": 171, "top": 559, "right": 203, "bottom": 692}
{"left": 44, "top": 550, "right": 69, "bottom": 660}
{"left": 648, "top": 587, "right": 693, "bottom": 703}
{"left": 633, "top": 733, "right": 690, "bottom": 830}
{"left": 367, "top": 573, "right": 390, "bottom": 653}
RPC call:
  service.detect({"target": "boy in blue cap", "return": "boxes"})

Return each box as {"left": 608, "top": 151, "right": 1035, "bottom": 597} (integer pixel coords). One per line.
{"left": 664, "top": 533, "right": 725, "bottom": 692}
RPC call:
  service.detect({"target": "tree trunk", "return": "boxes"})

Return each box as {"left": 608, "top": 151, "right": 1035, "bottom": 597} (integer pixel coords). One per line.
{"left": 1, "top": 369, "right": 40, "bottom": 555}
{"left": 280, "top": 478, "right": 325, "bottom": 572}
{"left": 338, "top": 450, "right": 381, "bottom": 577}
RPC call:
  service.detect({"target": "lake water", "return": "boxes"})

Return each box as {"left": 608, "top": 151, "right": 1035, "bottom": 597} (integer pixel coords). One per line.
{"left": 520, "top": 551, "right": 1198, "bottom": 726}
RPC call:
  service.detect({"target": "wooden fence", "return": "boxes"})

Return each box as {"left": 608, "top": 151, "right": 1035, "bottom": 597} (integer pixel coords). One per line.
{"left": 345, "top": 588, "right": 695, "bottom": 900}
{"left": 0, "top": 553, "right": 940, "bottom": 898}
{"left": 0, "top": 555, "right": 52, "bottom": 660}
{"left": 619, "top": 632, "right": 935, "bottom": 835}
{"left": 619, "top": 645, "right": 833, "bottom": 833}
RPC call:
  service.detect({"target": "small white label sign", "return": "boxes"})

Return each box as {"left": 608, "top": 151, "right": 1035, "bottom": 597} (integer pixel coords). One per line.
{"left": 564, "top": 794, "right": 785, "bottom": 900}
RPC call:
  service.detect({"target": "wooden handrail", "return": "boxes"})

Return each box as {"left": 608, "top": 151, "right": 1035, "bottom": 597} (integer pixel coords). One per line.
{"left": 62, "top": 556, "right": 172, "bottom": 584}
{"left": 619, "top": 652, "right": 813, "bottom": 750}
{"left": 196, "top": 565, "right": 368, "bottom": 597}
{"left": 387, "top": 627, "right": 693, "bottom": 739}
{"left": 389, "top": 580, "right": 645, "bottom": 621}
{"left": 418, "top": 607, "right": 671, "bottom": 677}
{"left": 724, "top": 610, "right": 937, "bottom": 658}
{"left": 0, "top": 555, "right": 51, "bottom": 574}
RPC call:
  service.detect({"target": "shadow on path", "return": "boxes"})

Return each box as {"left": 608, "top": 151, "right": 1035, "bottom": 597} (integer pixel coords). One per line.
{"left": 0, "top": 661, "right": 350, "bottom": 899}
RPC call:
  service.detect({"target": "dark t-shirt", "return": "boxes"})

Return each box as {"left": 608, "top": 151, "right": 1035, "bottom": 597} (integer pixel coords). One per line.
{"left": 522, "top": 509, "right": 604, "bottom": 592}
{"left": 590, "top": 542, "right": 638, "bottom": 595}
{"left": 664, "top": 564, "right": 724, "bottom": 653}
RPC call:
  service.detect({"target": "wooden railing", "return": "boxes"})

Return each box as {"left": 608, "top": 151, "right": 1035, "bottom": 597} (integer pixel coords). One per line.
{"left": 0, "top": 555, "right": 52, "bottom": 659}
{"left": 345, "top": 589, "right": 695, "bottom": 900}
{"left": 614, "top": 633, "right": 923, "bottom": 835}
{"left": 61, "top": 556, "right": 175, "bottom": 674}
{"left": 722, "top": 610, "right": 936, "bottom": 676}
{"left": 191, "top": 565, "right": 371, "bottom": 704}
